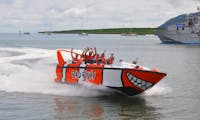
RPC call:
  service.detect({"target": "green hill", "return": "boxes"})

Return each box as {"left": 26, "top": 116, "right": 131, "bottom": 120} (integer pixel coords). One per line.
{"left": 39, "top": 28, "right": 157, "bottom": 35}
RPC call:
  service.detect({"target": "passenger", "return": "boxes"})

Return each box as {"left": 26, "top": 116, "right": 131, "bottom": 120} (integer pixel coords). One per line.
{"left": 106, "top": 53, "right": 114, "bottom": 65}
{"left": 132, "top": 60, "right": 137, "bottom": 64}
{"left": 81, "top": 47, "right": 89, "bottom": 59}
{"left": 93, "top": 47, "right": 97, "bottom": 56}
{"left": 71, "top": 48, "right": 79, "bottom": 63}
{"left": 85, "top": 47, "right": 96, "bottom": 64}
{"left": 80, "top": 47, "right": 91, "bottom": 62}
{"left": 95, "top": 54, "right": 101, "bottom": 64}
{"left": 89, "top": 47, "right": 97, "bottom": 58}
{"left": 132, "top": 58, "right": 139, "bottom": 68}
{"left": 99, "top": 52, "right": 106, "bottom": 64}
{"left": 132, "top": 58, "right": 138, "bottom": 64}
{"left": 86, "top": 51, "right": 94, "bottom": 60}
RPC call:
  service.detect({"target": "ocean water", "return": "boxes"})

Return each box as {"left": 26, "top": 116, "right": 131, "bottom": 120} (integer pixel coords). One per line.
{"left": 0, "top": 33, "right": 199, "bottom": 120}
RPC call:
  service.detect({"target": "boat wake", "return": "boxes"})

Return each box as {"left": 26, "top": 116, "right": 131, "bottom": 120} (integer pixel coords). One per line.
{"left": 144, "top": 84, "right": 171, "bottom": 96}
{"left": 0, "top": 47, "right": 170, "bottom": 97}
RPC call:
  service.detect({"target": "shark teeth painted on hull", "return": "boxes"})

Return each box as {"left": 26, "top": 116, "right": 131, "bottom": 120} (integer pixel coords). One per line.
{"left": 126, "top": 72, "right": 153, "bottom": 90}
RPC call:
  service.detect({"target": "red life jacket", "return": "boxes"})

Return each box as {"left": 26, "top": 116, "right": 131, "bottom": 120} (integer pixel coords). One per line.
{"left": 73, "top": 57, "right": 79, "bottom": 61}
{"left": 86, "top": 55, "right": 94, "bottom": 60}
{"left": 100, "top": 57, "right": 106, "bottom": 64}
{"left": 107, "top": 57, "right": 114, "bottom": 64}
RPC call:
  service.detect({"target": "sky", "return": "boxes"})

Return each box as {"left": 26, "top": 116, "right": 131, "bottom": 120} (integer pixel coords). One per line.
{"left": 0, "top": 0, "right": 199, "bottom": 33}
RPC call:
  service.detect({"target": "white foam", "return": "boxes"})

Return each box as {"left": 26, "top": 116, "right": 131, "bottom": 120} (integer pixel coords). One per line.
{"left": 0, "top": 47, "right": 107, "bottom": 96}
{"left": 144, "top": 84, "right": 172, "bottom": 96}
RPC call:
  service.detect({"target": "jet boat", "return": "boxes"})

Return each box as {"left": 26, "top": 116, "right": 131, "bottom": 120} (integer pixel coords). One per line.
{"left": 55, "top": 49, "right": 167, "bottom": 96}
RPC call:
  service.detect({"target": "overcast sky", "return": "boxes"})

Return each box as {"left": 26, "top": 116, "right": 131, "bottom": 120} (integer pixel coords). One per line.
{"left": 0, "top": 0, "right": 199, "bottom": 33}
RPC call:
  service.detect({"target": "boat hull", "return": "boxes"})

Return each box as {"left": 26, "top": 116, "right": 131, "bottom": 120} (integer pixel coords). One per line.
{"left": 55, "top": 63, "right": 166, "bottom": 96}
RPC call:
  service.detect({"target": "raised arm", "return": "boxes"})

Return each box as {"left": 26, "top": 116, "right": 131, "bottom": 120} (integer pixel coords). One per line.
{"left": 93, "top": 47, "right": 97, "bottom": 56}
{"left": 71, "top": 48, "right": 74, "bottom": 60}
{"left": 81, "top": 47, "right": 89, "bottom": 56}
{"left": 102, "top": 49, "right": 106, "bottom": 55}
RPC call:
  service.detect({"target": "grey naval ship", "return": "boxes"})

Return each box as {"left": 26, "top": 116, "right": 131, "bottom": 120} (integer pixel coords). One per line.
{"left": 157, "top": 9, "right": 200, "bottom": 44}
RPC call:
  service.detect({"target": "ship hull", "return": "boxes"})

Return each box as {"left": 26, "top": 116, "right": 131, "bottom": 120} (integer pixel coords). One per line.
{"left": 157, "top": 11, "right": 200, "bottom": 44}
{"left": 157, "top": 30, "right": 200, "bottom": 44}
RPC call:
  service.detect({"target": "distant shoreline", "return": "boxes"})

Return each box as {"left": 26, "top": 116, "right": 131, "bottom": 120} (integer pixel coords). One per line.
{"left": 38, "top": 28, "right": 157, "bottom": 35}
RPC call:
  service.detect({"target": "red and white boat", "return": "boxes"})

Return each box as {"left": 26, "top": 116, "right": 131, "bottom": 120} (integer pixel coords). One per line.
{"left": 55, "top": 49, "right": 167, "bottom": 96}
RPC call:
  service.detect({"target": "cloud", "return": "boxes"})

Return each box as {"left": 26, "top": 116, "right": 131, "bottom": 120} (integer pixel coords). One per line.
{"left": 0, "top": 0, "right": 14, "bottom": 5}
{"left": 63, "top": 7, "right": 87, "bottom": 18}
{"left": 0, "top": 0, "right": 199, "bottom": 33}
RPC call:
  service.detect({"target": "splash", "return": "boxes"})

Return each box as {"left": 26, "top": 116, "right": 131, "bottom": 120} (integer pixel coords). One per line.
{"left": 0, "top": 47, "right": 108, "bottom": 96}
{"left": 144, "top": 84, "right": 172, "bottom": 96}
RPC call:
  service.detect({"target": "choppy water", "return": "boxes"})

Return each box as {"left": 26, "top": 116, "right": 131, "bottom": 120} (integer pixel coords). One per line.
{"left": 0, "top": 33, "right": 199, "bottom": 120}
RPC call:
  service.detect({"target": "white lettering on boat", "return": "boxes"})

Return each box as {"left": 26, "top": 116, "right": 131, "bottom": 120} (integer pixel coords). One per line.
{"left": 72, "top": 70, "right": 81, "bottom": 79}
{"left": 71, "top": 70, "right": 96, "bottom": 81}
